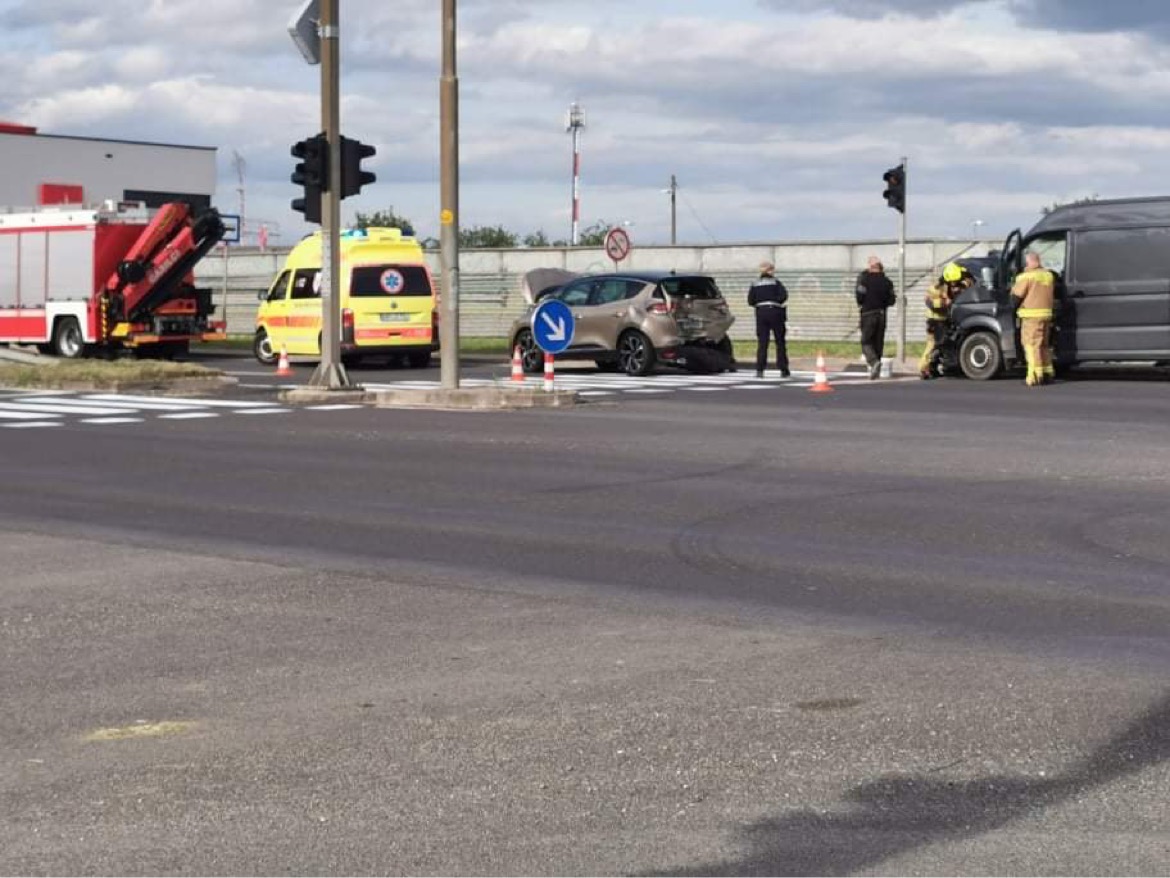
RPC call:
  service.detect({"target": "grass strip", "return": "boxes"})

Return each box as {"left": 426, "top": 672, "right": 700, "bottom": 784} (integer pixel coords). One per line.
{"left": 0, "top": 359, "right": 219, "bottom": 389}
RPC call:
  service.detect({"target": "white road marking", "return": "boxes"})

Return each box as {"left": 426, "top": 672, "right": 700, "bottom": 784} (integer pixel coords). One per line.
{"left": 70, "top": 397, "right": 243, "bottom": 412}
{"left": 307, "top": 404, "right": 366, "bottom": 411}
{"left": 2, "top": 421, "right": 62, "bottom": 429}
{"left": 80, "top": 417, "right": 145, "bottom": 425}
{"left": 236, "top": 408, "right": 291, "bottom": 415}
{"left": 158, "top": 412, "right": 220, "bottom": 420}
{"left": 82, "top": 394, "right": 273, "bottom": 409}
{"left": 0, "top": 401, "right": 139, "bottom": 416}
{"left": 0, "top": 410, "right": 61, "bottom": 420}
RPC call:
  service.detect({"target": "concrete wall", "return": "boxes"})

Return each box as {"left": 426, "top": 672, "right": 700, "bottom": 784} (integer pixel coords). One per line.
{"left": 0, "top": 133, "right": 216, "bottom": 209}
{"left": 197, "top": 238, "right": 997, "bottom": 343}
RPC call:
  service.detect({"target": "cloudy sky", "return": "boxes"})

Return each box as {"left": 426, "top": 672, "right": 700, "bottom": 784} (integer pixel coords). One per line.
{"left": 3, "top": 0, "right": 1169, "bottom": 247}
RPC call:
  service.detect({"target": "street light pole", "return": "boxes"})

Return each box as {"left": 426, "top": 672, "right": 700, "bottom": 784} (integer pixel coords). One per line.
{"left": 669, "top": 174, "right": 678, "bottom": 246}
{"left": 308, "top": 0, "right": 350, "bottom": 389}
{"left": 439, "top": 0, "right": 461, "bottom": 389}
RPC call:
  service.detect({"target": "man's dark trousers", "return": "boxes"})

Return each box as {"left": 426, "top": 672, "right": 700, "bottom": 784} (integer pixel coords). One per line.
{"left": 755, "top": 306, "right": 789, "bottom": 373}
{"left": 860, "top": 309, "right": 887, "bottom": 367}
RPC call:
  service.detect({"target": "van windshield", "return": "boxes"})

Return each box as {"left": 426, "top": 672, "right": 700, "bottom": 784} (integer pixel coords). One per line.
{"left": 351, "top": 265, "right": 432, "bottom": 297}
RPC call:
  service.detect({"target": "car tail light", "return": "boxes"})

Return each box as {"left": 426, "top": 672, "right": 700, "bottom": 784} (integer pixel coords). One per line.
{"left": 342, "top": 308, "right": 354, "bottom": 329}
{"left": 648, "top": 299, "right": 673, "bottom": 315}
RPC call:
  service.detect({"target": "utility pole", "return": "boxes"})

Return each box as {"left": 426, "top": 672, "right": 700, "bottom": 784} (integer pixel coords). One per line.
{"left": 669, "top": 175, "right": 678, "bottom": 245}
{"left": 307, "top": 0, "right": 349, "bottom": 389}
{"left": 439, "top": 0, "right": 461, "bottom": 389}
{"left": 232, "top": 151, "right": 246, "bottom": 242}
{"left": 897, "top": 155, "right": 908, "bottom": 364}
{"left": 566, "top": 103, "right": 585, "bottom": 246}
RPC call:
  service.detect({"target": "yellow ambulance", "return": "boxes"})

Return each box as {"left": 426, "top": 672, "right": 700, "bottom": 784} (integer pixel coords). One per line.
{"left": 254, "top": 226, "right": 437, "bottom": 368}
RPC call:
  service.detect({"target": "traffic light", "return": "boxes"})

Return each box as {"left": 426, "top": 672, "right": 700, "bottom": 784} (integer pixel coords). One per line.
{"left": 291, "top": 133, "right": 329, "bottom": 224}
{"left": 340, "top": 136, "right": 377, "bottom": 198}
{"left": 883, "top": 164, "right": 906, "bottom": 214}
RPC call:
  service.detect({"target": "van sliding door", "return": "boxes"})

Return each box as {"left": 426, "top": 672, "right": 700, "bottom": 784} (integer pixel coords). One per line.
{"left": 1069, "top": 227, "right": 1170, "bottom": 359}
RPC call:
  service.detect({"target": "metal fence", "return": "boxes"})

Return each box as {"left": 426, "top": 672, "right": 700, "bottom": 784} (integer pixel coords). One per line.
{"left": 196, "top": 238, "right": 993, "bottom": 342}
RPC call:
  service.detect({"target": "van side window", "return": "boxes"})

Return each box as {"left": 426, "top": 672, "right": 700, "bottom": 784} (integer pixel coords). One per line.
{"left": 266, "top": 270, "right": 291, "bottom": 302}
{"left": 1074, "top": 228, "right": 1170, "bottom": 283}
{"left": 290, "top": 269, "right": 321, "bottom": 300}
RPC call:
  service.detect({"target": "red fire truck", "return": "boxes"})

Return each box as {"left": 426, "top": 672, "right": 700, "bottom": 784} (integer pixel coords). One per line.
{"left": 0, "top": 200, "right": 225, "bottom": 358}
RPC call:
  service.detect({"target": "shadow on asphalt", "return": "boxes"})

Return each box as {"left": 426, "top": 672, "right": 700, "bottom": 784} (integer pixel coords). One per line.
{"left": 647, "top": 692, "right": 1170, "bottom": 876}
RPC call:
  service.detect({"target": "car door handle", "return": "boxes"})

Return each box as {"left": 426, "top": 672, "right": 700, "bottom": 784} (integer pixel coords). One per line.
{"left": 612, "top": 312, "right": 624, "bottom": 317}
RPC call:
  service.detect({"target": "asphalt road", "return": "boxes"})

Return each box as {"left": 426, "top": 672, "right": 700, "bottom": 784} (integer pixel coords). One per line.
{"left": 1, "top": 368, "right": 1168, "bottom": 875}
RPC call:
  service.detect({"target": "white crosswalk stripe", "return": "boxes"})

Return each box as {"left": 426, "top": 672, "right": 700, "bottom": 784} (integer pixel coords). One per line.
{"left": 361, "top": 369, "right": 881, "bottom": 397}
{"left": 0, "top": 392, "right": 351, "bottom": 429}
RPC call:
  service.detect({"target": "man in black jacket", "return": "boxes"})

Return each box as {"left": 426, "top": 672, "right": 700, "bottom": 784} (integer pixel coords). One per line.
{"left": 748, "top": 261, "right": 790, "bottom": 378}
{"left": 855, "top": 256, "right": 897, "bottom": 380}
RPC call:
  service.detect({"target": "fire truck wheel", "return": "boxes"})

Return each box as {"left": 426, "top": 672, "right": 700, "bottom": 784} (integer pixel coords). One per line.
{"left": 253, "top": 329, "right": 277, "bottom": 365}
{"left": 52, "top": 318, "right": 85, "bottom": 359}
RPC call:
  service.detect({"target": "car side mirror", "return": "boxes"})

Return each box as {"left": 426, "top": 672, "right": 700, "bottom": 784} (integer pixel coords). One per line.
{"left": 981, "top": 266, "right": 994, "bottom": 288}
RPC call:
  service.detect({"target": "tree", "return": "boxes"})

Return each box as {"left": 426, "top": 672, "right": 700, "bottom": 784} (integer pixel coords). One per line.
{"left": 460, "top": 224, "right": 518, "bottom": 248}
{"left": 577, "top": 220, "right": 612, "bottom": 247}
{"left": 353, "top": 207, "right": 416, "bottom": 234}
{"left": 522, "top": 229, "right": 568, "bottom": 248}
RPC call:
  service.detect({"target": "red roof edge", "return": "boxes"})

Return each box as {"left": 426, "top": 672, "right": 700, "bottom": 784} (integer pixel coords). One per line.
{"left": 0, "top": 121, "right": 38, "bottom": 135}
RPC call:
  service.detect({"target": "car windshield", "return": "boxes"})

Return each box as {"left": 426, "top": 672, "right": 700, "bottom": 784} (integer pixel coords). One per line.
{"left": 659, "top": 276, "right": 722, "bottom": 299}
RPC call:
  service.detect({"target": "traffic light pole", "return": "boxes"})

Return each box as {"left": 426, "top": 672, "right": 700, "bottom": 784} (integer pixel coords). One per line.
{"left": 439, "top": 0, "right": 461, "bottom": 390}
{"left": 309, "top": 0, "right": 351, "bottom": 390}
{"left": 897, "top": 155, "right": 908, "bottom": 364}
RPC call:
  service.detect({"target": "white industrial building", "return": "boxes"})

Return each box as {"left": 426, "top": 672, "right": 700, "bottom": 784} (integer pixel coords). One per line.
{"left": 0, "top": 122, "right": 216, "bottom": 211}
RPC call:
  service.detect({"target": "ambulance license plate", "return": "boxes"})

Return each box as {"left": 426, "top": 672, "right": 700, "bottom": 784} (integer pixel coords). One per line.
{"left": 380, "top": 313, "right": 410, "bottom": 323}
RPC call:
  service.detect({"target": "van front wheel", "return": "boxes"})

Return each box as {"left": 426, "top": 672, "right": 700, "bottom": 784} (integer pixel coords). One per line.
{"left": 254, "top": 329, "right": 277, "bottom": 365}
{"left": 959, "top": 331, "right": 1002, "bottom": 380}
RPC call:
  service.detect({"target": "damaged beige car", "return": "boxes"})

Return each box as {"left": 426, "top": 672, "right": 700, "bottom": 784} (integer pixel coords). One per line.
{"left": 511, "top": 270, "right": 736, "bottom": 376}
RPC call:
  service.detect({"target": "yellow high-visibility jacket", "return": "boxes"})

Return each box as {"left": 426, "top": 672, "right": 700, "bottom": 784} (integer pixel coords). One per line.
{"left": 1012, "top": 269, "right": 1055, "bottom": 319}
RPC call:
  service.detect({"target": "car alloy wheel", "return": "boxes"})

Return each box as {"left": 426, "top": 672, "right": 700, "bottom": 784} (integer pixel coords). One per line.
{"left": 516, "top": 329, "right": 543, "bottom": 374}
{"left": 618, "top": 331, "right": 653, "bottom": 376}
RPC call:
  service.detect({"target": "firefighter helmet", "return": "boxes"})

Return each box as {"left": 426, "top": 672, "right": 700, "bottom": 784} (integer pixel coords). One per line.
{"left": 943, "top": 262, "right": 964, "bottom": 283}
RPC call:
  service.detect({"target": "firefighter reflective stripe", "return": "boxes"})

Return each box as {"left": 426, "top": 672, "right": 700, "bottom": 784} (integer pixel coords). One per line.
{"left": 111, "top": 322, "right": 131, "bottom": 338}
{"left": 1018, "top": 307, "right": 1053, "bottom": 319}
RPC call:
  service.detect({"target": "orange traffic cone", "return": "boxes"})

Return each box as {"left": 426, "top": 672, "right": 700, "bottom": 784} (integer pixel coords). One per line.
{"left": 809, "top": 350, "right": 834, "bottom": 394}
{"left": 275, "top": 344, "right": 292, "bottom": 377}
{"left": 510, "top": 345, "right": 525, "bottom": 383}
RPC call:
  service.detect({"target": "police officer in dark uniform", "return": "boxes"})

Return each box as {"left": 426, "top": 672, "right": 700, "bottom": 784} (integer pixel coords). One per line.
{"left": 748, "top": 261, "right": 790, "bottom": 378}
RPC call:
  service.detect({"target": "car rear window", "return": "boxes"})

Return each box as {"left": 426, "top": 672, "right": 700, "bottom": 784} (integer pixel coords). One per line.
{"left": 659, "top": 276, "right": 722, "bottom": 299}
{"left": 350, "top": 265, "right": 433, "bottom": 297}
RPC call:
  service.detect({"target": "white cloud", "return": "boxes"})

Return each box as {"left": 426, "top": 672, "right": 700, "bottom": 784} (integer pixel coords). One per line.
{"left": 3, "top": 0, "right": 1170, "bottom": 246}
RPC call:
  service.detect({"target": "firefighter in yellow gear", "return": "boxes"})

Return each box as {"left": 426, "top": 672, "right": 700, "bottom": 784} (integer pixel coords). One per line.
{"left": 1011, "top": 252, "right": 1056, "bottom": 386}
{"left": 918, "top": 262, "right": 973, "bottom": 379}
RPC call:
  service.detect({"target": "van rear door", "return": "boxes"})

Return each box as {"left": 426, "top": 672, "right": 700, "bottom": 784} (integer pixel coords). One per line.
{"left": 1067, "top": 227, "right": 1170, "bottom": 359}
{"left": 348, "top": 264, "right": 435, "bottom": 349}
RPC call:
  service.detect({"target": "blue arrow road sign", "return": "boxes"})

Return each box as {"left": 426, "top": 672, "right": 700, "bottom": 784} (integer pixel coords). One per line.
{"left": 532, "top": 299, "right": 574, "bottom": 354}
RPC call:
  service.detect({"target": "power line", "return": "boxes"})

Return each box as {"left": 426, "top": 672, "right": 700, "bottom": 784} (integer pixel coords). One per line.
{"left": 680, "top": 189, "right": 718, "bottom": 244}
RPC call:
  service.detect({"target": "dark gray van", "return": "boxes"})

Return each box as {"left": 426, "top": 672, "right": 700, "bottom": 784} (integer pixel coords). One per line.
{"left": 945, "top": 197, "right": 1170, "bottom": 379}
